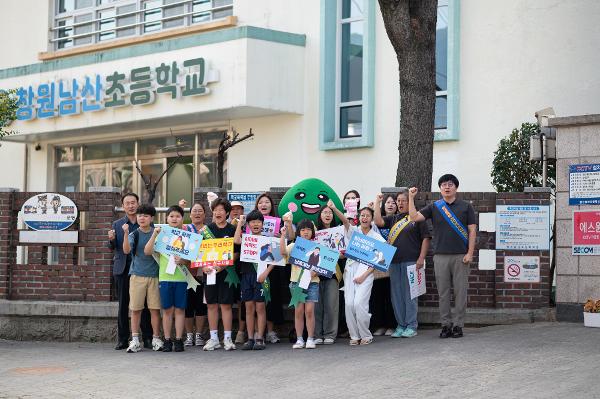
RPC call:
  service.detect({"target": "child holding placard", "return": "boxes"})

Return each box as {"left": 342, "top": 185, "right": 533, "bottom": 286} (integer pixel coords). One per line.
{"left": 343, "top": 207, "right": 385, "bottom": 346}
{"left": 280, "top": 219, "right": 319, "bottom": 349}
{"left": 145, "top": 205, "right": 190, "bottom": 352}
{"left": 234, "top": 210, "right": 275, "bottom": 350}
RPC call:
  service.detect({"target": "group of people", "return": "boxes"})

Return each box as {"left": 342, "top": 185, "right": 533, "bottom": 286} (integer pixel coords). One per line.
{"left": 108, "top": 173, "right": 477, "bottom": 353}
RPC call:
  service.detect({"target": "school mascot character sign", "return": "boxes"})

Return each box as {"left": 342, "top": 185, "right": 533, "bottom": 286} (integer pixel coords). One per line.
{"left": 277, "top": 178, "right": 344, "bottom": 224}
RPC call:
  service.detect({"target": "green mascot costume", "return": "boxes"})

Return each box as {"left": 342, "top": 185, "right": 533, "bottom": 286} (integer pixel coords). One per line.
{"left": 277, "top": 178, "right": 344, "bottom": 224}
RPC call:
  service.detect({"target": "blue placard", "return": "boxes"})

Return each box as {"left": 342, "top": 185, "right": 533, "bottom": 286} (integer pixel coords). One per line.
{"left": 153, "top": 226, "right": 203, "bottom": 261}
{"left": 227, "top": 192, "right": 261, "bottom": 215}
{"left": 569, "top": 163, "right": 600, "bottom": 205}
{"left": 345, "top": 231, "right": 397, "bottom": 272}
{"left": 288, "top": 237, "right": 339, "bottom": 278}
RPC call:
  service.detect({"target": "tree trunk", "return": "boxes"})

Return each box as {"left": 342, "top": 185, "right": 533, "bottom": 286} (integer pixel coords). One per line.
{"left": 378, "top": 0, "right": 438, "bottom": 190}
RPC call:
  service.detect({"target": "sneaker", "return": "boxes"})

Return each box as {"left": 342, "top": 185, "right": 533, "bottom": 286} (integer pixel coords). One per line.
{"left": 126, "top": 340, "right": 141, "bottom": 353}
{"left": 391, "top": 326, "right": 405, "bottom": 338}
{"left": 323, "top": 338, "right": 335, "bottom": 345}
{"left": 174, "top": 338, "right": 185, "bottom": 352}
{"left": 401, "top": 328, "right": 417, "bottom": 338}
{"left": 451, "top": 326, "right": 463, "bottom": 338}
{"left": 439, "top": 325, "right": 453, "bottom": 339}
{"left": 384, "top": 328, "right": 394, "bottom": 336}
{"left": 373, "top": 328, "right": 386, "bottom": 336}
{"left": 314, "top": 338, "right": 324, "bottom": 345}
{"left": 163, "top": 339, "right": 173, "bottom": 352}
{"left": 241, "top": 340, "right": 255, "bottom": 350}
{"left": 292, "top": 339, "right": 305, "bottom": 349}
{"left": 253, "top": 339, "right": 266, "bottom": 350}
{"left": 305, "top": 338, "right": 316, "bottom": 349}
{"left": 360, "top": 337, "right": 373, "bottom": 345}
{"left": 223, "top": 337, "right": 236, "bottom": 351}
{"left": 235, "top": 330, "right": 247, "bottom": 345}
{"left": 195, "top": 333, "right": 205, "bottom": 347}
{"left": 152, "top": 337, "right": 164, "bottom": 352}
{"left": 184, "top": 334, "right": 194, "bottom": 346}
{"left": 114, "top": 341, "right": 128, "bottom": 350}
{"left": 203, "top": 338, "right": 221, "bottom": 351}
{"left": 266, "top": 331, "right": 280, "bottom": 344}
{"left": 349, "top": 339, "right": 360, "bottom": 346}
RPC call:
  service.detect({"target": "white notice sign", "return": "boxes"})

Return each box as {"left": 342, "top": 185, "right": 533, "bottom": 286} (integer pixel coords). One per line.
{"left": 504, "top": 256, "right": 540, "bottom": 283}
{"left": 496, "top": 205, "right": 550, "bottom": 250}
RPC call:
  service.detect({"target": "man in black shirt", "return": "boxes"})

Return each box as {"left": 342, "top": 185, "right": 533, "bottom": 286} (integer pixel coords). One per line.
{"left": 408, "top": 174, "right": 477, "bottom": 339}
{"left": 374, "top": 190, "right": 430, "bottom": 339}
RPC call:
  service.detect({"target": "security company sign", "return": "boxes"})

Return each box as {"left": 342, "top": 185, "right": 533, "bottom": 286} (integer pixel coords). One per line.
{"left": 572, "top": 210, "right": 600, "bottom": 255}
{"left": 21, "top": 193, "right": 78, "bottom": 231}
{"left": 504, "top": 256, "right": 540, "bottom": 283}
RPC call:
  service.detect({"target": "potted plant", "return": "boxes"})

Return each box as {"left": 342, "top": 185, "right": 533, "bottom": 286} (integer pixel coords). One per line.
{"left": 583, "top": 299, "right": 600, "bottom": 327}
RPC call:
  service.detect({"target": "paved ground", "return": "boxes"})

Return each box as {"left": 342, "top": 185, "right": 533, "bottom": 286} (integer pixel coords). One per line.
{"left": 0, "top": 322, "right": 598, "bottom": 399}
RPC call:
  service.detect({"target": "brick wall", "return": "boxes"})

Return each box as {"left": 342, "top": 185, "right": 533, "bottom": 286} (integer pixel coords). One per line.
{"left": 0, "top": 190, "right": 120, "bottom": 301}
{"left": 1, "top": 187, "right": 551, "bottom": 309}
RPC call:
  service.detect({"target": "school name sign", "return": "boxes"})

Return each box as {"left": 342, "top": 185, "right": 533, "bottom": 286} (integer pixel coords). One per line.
{"left": 14, "top": 58, "right": 217, "bottom": 121}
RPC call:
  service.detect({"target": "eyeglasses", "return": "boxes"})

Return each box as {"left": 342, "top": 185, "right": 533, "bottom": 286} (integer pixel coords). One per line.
{"left": 440, "top": 182, "right": 455, "bottom": 188}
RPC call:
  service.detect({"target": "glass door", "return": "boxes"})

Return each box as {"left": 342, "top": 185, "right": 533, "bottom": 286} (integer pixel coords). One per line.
{"left": 138, "top": 159, "right": 167, "bottom": 207}
{"left": 83, "top": 164, "right": 107, "bottom": 191}
{"left": 110, "top": 161, "right": 135, "bottom": 195}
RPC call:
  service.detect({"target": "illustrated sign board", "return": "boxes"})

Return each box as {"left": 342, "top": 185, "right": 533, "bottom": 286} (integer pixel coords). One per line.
{"left": 288, "top": 237, "right": 339, "bottom": 278}
{"left": 15, "top": 58, "right": 218, "bottom": 121}
{"left": 345, "top": 231, "right": 397, "bottom": 272}
{"left": 569, "top": 164, "right": 600, "bottom": 205}
{"left": 240, "top": 234, "right": 286, "bottom": 266}
{"left": 245, "top": 215, "right": 281, "bottom": 237}
{"left": 154, "top": 226, "right": 203, "bottom": 261}
{"left": 503, "top": 256, "right": 540, "bottom": 283}
{"left": 496, "top": 205, "right": 550, "bottom": 250}
{"left": 191, "top": 238, "right": 235, "bottom": 268}
{"left": 227, "top": 192, "right": 261, "bottom": 215}
{"left": 21, "top": 193, "right": 78, "bottom": 231}
{"left": 572, "top": 210, "right": 600, "bottom": 255}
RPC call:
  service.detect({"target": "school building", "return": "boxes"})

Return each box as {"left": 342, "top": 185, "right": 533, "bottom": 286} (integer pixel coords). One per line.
{"left": 1, "top": 0, "right": 599, "bottom": 203}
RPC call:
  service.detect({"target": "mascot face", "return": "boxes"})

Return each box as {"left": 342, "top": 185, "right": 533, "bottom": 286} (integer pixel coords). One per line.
{"left": 278, "top": 178, "right": 343, "bottom": 224}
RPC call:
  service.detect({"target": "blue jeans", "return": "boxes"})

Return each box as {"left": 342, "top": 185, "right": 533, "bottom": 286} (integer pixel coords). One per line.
{"left": 389, "top": 262, "right": 418, "bottom": 330}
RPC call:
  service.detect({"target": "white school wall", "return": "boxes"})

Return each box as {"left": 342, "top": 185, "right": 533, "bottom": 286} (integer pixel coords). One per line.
{"left": 1, "top": 0, "right": 600, "bottom": 200}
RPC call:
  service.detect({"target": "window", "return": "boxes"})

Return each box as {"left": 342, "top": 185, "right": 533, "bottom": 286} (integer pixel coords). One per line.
{"left": 55, "top": 132, "right": 223, "bottom": 205}
{"left": 320, "top": 0, "right": 375, "bottom": 150}
{"left": 434, "top": 0, "right": 460, "bottom": 141}
{"left": 51, "top": 0, "right": 233, "bottom": 50}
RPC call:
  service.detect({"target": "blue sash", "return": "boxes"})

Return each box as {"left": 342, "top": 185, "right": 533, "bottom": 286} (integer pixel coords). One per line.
{"left": 434, "top": 199, "right": 468, "bottom": 246}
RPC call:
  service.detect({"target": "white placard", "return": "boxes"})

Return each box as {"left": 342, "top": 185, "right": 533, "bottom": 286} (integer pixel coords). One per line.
{"left": 504, "top": 256, "right": 540, "bottom": 283}
{"left": 299, "top": 269, "right": 312, "bottom": 289}
{"left": 478, "top": 249, "right": 497, "bottom": 270}
{"left": 165, "top": 255, "right": 177, "bottom": 275}
{"left": 19, "top": 230, "right": 78, "bottom": 244}
{"left": 496, "top": 205, "right": 550, "bottom": 250}
{"left": 407, "top": 264, "right": 426, "bottom": 299}
{"left": 478, "top": 213, "right": 496, "bottom": 232}
{"left": 256, "top": 262, "right": 268, "bottom": 281}
{"left": 206, "top": 270, "right": 217, "bottom": 285}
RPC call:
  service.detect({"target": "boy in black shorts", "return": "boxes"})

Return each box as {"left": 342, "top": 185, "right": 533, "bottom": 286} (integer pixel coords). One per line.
{"left": 234, "top": 210, "right": 275, "bottom": 350}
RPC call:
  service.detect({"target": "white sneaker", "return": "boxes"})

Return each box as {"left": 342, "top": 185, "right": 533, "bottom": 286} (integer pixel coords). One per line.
{"left": 305, "top": 338, "right": 316, "bottom": 349}
{"left": 314, "top": 338, "right": 324, "bottom": 345}
{"left": 195, "top": 333, "right": 205, "bottom": 347}
{"left": 184, "top": 334, "right": 194, "bottom": 346}
{"left": 384, "top": 328, "right": 394, "bottom": 336}
{"left": 373, "top": 328, "right": 386, "bottom": 336}
{"left": 223, "top": 337, "right": 236, "bottom": 351}
{"left": 152, "top": 337, "right": 164, "bottom": 352}
{"left": 292, "top": 339, "right": 305, "bottom": 349}
{"left": 202, "top": 338, "right": 222, "bottom": 351}
{"left": 323, "top": 338, "right": 335, "bottom": 345}
{"left": 266, "top": 331, "right": 280, "bottom": 344}
{"left": 126, "top": 340, "right": 141, "bottom": 353}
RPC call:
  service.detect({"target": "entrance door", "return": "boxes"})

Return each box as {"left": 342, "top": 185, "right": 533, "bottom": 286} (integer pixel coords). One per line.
{"left": 110, "top": 161, "right": 135, "bottom": 195}
{"left": 83, "top": 164, "right": 107, "bottom": 192}
{"left": 138, "top": 159, "right": 167, "bottom": 207}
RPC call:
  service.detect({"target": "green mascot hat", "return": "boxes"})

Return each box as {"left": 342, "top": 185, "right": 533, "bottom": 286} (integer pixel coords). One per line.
{"left": 277, "top": 178, "right": 344, "bottom": 224}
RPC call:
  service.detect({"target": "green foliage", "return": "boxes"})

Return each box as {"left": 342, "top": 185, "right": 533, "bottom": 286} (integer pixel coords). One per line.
{"left": 0, "top": 89, "right": 19, "bottom": 139}
{"left": 491, "top": 122, "right": 556, "bottom": 192}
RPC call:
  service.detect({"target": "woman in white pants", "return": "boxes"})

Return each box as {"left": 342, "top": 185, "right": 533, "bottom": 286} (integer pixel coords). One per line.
{"left": 342, "top": 207, "right": 385, "bottom": 345}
